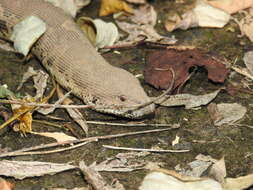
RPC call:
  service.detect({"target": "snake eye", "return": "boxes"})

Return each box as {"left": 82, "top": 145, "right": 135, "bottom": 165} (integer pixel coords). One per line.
{"left": 119, "top": 95, "right": 126, "bottom": 102}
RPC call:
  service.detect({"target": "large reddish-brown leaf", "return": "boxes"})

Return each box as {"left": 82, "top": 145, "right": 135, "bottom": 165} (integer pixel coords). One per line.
{"left": 144, "top": 49, "right": 229, "bottom": 91}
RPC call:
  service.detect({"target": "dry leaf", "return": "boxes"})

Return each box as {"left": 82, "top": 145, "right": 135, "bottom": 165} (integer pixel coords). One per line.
{"left": 0, "top": 160, "right": 76, "bottom": 179}
{"left": 208, "top": 103, "right": 247, "bottom": 126}
{"left": 77, "top": 17, "right": 119, "bottom": 48}
{"left": 10, "top": 16, "right": 46, "bottom": 56}
{"left": 0, "top": 178, "right": 14, "bottom": 190}
{"left": 236, "top": 10, "right": 253, "bottom": 43}
{"left": 57, "top": 86, "right": 88, "bottom": 135}
{"left": 99, "top": 0, "right": 133, "bottom": 16}
{"left": 116, "top": 5, "right": 176, "bottom": 44}
{"left": 31, "top": 132, "right": 77, "bottom": 142}
{"left": 243, "top": 51, "right": 253, "bottom": 74}
{"left": 210, "top": 157, "right": 226, "bottom": 184}
{"left": 155, "top": 90, "right": 220, "bottom": 109}
{"left": 139, "top": 171, "right": 222, "bottom": 190}
{"left": 172, "top": 135, "right": 180, "bottom": 146}
{"left": 165, "top": 0, "right": 230, "bottom": 32}
{"left": 223, "top": 174, "right": 253, "bottom": 190}
{"left": 207, "top": 0, "right": 253, "bottom": 14}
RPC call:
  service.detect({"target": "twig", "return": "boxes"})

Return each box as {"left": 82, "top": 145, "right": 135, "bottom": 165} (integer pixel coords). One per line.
{"left": 103, "top": 145, "right": 190, "bottom": 153}
{"left": 1, "top": 141, "right": 91, "bottom": 156}
{"left": 232, "top": 66, "right": 253, "bottom": 80}
{"left": 0, "top": 127, "right": 179, "bottom": 158}
{"left": 86, "top": 121, "right": 178, "bottom": 127}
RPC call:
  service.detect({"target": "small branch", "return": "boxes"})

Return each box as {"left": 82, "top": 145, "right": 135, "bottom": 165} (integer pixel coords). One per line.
{"left": 0, "top": 126, "right": 179, "bottom": 158}
{"left": 86, "top": 121, "right": 178, "bottom": 127}
{"left": 103, "top": 145, "right": 190, "bottom": 153}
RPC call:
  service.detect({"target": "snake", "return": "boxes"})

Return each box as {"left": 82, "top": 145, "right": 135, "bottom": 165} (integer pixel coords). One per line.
{"left": 0, "top": 0, "right": 155, "bottom": 119}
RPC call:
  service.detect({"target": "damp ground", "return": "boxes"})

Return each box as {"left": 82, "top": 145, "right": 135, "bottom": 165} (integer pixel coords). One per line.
{"left": 1, "top": 0, "right": 253, "bottom": 189}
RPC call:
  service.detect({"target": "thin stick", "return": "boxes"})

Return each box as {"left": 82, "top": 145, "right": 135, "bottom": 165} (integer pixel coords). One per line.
{"left": 231, "top": 66, "right": 253, "bottom": 81}
{"left": 0, "top": 127, "right": 179, "bottom": 158}
{"left": 86, "top": 121, "right": 178, "bottom": 127}
{"left": 103, "top": 145, "right": 190, "bottom": 153}
{"left": 1, "top": 141, "right": 91, "bottom": 156}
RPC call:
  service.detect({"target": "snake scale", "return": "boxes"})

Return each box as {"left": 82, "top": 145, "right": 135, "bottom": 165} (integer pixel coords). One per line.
{"left": 0, "top": 0, "right": 155, "bottom": 118}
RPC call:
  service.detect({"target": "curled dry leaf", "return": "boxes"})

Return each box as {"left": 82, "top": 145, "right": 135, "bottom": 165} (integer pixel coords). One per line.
{"left": 125, "top": 0, "right": 146, "bottom": 4}
{"left": 210, "top": 157, "right": 226, "bottom": 185}
{"left": 99, "top": 0, "right": 133, "bottom": 16}
{"left": 77, "top": 17, "right": 119, "bottom": 48}
{"left": 10, "top": 16, "right": 46, "bottom": 56}
{"left": 144, "top": 49, "right": 229, "bottom": 90}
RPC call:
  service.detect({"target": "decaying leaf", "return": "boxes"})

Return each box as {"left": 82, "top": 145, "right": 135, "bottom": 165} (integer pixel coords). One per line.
{"left": 155, "top": 90, "right": 220, "bottom": 109}
{"left": 90, "top": 152, "right": 148, "bottom": 172}
{"left": 13, "top": 106, "right": 33, "bottom": 134}
{"left": 17, "top": 67, "right": 49, "bottom": 99}
{"left": 207, "top": 0, "right": 253, "bottom": 14}
{"left": 0, "top": 85, "right": 16, "bottom": 99}
{"left": 10, "top": 16, "right": 46, "bottom": 56}
{"left": 0, "top": 178, "right": 14, "bottom": 190}
{"left": 208, "top": 103, "right": 247, "bottom": 126}
{"left": 77, "top": 17, "right": 119, "bottom": 48}
{"left": 243, "top": 51, "right": 253, "bottom": 74}
{"left": 0, "top": 160, "right": 76, "bottom": 179}
{"left": 57, "top": 86, "right": 88, "bottom": 135}
{"left": 31, "top": 132, "right": 77, "bottom": 142}
{"left": 99, "top": 0, "right": 133, "bottom": 16}
{"left": 144, "top": 49, "right": 229, "bottom": 90}
{"left": 116, "top": 5, "right": 176, "bottom": 44}
{"left": 236, "top": 10, "right": 253, "bottom": 43}
{"left": 210, "top": 157, "right": 226, "bottom": 185}
{"left": 165, "top": 0, "right": 230, "bottom": 32}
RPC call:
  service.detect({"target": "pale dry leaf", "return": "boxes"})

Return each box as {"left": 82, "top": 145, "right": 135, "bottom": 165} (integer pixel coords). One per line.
{"left": 209, "top": 157, "right": 226, "bottom": 185}
{"left": 184, "top": 160, "right": 212, "bottom": 177}
{"left": 165, "top": 0, "right": 230, "bottom": 32}
{"left": 207, "top": 0, "right": 253, "bottom": 14}
{"left": 243, "top": 51, "right": 253, "bottom": 74}
{"left": 212, "top": 103, "right": 247, "bottom": 126}
{"left": 77, "top": 17, "right": 119, "bottom": 48}
{"left": 116, "top": 4, "right": 176, "bottom": 44}
{"left": 17, "top": 67, "right": 49, "bottom": 100}
{"left": 139, "top": 171, "right": 222, "bottom": 190}
{"left": 172, "top": 135, "right": 180, "bottom": 146}
{"left": 10, "top": 16, "right": 46, "bottom": 56}
{"left": 49, "top": 188, "right": 88, "bottom": 190}
{"left": 31, "top": 131, "right": 77, "bottom": 142}
{"left": 236, "top": 10, "right": 253, "bottom": 43}
{"left": 223, "top": 173, "right": 253, "bottom": 190}
{"left": 155, "top": 90, "right": 220, "bottom": 109}
{"left": 57, "top": 87, "right": 88, "bottom": 135}
{"left": 0, "top": 160, "right": 76, "bottom": 179}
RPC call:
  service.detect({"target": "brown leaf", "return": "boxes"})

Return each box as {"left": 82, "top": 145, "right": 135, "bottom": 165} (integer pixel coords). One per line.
{"left": 99, "top": 0, "right": 133, "bottom": 16}
{"left": 144, "top": 49, "right": 229, "bottom": 91}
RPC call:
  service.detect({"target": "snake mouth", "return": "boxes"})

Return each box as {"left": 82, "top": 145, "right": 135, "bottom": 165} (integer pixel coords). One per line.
{"left": 94, "top": 103, "right": 155, "bottom": 119}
